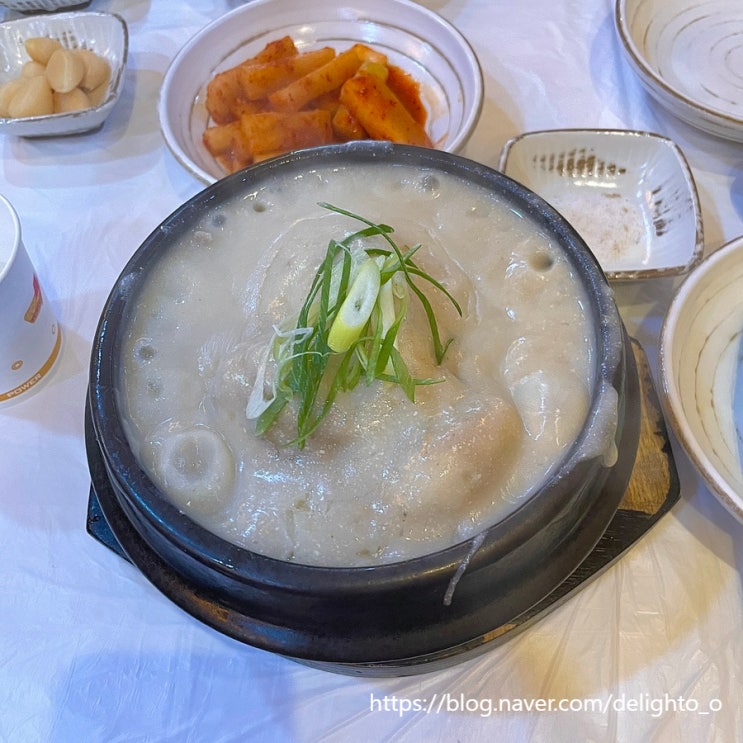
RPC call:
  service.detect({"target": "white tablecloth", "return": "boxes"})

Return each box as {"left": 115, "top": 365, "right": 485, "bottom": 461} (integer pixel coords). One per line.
{"left": 1, "top": 1, "right": 742, "bottom": 741}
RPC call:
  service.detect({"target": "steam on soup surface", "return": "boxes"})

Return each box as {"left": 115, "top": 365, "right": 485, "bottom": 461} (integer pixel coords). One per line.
{"left": 119, "top": 162, "right": 595, "bottom": 567}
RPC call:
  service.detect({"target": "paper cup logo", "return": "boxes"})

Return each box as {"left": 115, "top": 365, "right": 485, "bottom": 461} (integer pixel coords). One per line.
{"left": 1, "top": 196, "right": 62, "bottom": 405}
{"left": 24, "top": 274, "right": 43, "bottom": 323}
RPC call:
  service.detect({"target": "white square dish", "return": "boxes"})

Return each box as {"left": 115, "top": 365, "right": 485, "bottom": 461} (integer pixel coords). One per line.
{"left": 499, "top": 129, "right": 703, "bottom": 282}
{"left": 0, "top": 11, "right": 128, "bottom": 137}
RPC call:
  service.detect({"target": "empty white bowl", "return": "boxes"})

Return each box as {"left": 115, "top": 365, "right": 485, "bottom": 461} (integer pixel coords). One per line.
{"left": 615, "top": 0, "right": 743, "bottom": 142}
{"left": 0, "top": 11, "right": 128, "bottom": 138}
{"left": 499, "top": 129, "right": 703, "bottom": 281}
{"left": 158, "top": 0, "right": 484, "bottom": 184}
{"left": 660, "top": 236, "right": 743, "bottom": 523}
{"left": 0, "top": 0, "right": 90, "bottom": 11}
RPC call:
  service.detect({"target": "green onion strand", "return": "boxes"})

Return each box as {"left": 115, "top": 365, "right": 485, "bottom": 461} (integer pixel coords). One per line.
{"left": 250, "top": 203, "right": 462, "bottom": 447}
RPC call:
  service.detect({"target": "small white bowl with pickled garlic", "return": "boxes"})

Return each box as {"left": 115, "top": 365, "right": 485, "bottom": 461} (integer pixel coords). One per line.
{"left": 499, "top": 129, "right": 703, "bottom": 281}
{"left": 660, "top": 236, "right": 743, "bottom": 524}
{"left": 0, "top": 11, "right": 128, "bottom": 137}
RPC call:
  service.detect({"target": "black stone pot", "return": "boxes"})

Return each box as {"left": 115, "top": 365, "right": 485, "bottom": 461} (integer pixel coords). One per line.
{"left": 87, "top": 142, "right": 640, "bottom": 676}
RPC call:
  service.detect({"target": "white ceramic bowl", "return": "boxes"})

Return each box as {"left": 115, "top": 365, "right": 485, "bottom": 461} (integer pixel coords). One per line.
{"left": 615, "top": 0, "right": 743, "bottom": 142}
{"left": 499, "top": 129, "right": 703, "bottom": 282}
{"left": 0, "top": 0, "right": 89, "bottom": 11}
{"left": 0, "top": 11, "right": 128, "bottom": 138}
{"left": 660, "top": 236, "right": 743, "bottom": 523}
{"left": 158, "top": 0, "right": 483, "bottom": 184}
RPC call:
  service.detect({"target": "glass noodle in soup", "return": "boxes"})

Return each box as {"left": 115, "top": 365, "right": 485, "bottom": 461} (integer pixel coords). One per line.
{"left": 119, "top": 161, "right": 599, "bottom": 567}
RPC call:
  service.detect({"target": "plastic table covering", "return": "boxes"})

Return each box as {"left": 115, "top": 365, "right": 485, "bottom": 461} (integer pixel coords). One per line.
{"left": 1, "top": 1, "right": 742, "bottom": 741}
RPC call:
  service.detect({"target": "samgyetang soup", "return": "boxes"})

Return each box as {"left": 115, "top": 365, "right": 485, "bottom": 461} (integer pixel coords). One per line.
{"left": 117, "top": 155, "right": 617, "bottom": 567}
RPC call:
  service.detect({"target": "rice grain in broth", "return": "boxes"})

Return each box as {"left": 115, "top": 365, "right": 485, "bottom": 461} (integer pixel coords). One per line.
{"left": 119, "top": 162, "right": 595, "bottom": 566}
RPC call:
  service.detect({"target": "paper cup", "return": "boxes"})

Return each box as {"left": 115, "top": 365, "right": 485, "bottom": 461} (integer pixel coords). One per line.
{"left": 0, "top": 195, "right": 61, "bottom": 405}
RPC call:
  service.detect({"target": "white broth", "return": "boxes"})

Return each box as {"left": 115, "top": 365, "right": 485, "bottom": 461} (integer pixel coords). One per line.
{"left": 119, "top": 162, "right": 597, "bottom": 566}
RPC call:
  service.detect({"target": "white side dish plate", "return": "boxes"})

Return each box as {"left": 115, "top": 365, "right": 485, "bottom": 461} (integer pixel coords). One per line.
{"left": 0, "top": 11, "right": 128, "bottom": 138}
{"left": 499, "top": 129, "right": 703, "bottom": 281}
{"left": 660, "top": 236, "right": 743, "bottom": 524}
{"left": 158, "top": 0, "right": 483, "bottom": 184}
{"left": 616, "top": 0, "right": 743, "bottom": 142}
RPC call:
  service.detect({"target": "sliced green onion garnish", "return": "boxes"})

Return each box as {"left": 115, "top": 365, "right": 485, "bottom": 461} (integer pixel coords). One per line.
{"left": 247, "top": 203, "right": 462, "bottom": 447}
{"left": 327, "top": 257, "right": 381, "bottom": 352}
